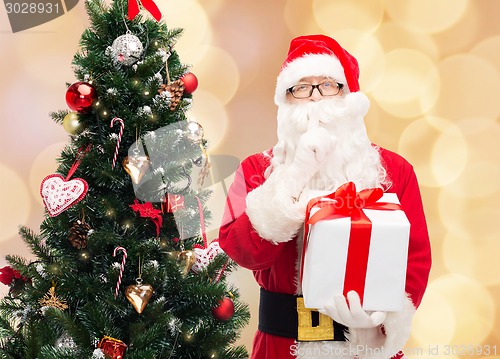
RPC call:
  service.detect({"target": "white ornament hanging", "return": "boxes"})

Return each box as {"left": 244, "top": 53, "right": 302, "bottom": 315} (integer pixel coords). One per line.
{"left": 92, "top": 348, "right": 106, "bottom": 359}
{"left": 55, "top": 333, "right": 77, "bottom": 350}
{"left": 192, "top": 240, "right": 224, "bottom": 273}
{"left": 110, "top": 32, "right": 144, "bottom": 66}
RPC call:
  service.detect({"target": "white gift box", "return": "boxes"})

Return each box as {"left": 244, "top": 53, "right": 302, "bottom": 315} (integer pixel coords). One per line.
{"left": 301, "top": 192, "right": 410, "bottom": 312}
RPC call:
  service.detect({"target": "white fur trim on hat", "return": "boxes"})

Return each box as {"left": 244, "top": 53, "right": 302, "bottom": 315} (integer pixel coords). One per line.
{"left": 275, "top": 54, "right": 348, "bottom": 105}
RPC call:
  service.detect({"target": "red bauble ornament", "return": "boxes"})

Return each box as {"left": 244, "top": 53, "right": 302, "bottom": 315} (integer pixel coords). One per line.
{"left": 212, "top": 296, "right": 234, "bottom": 321}
{"left": 180, "top": 72, "right": 198, "bottom": 94}
{"left": 98, "top": 336, "right": 127, "bottom": 359}
{"left": 66, "top": 81, "right": 97, "bottom": 113}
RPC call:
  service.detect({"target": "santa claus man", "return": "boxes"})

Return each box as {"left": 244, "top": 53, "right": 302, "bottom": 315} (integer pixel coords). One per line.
{"left": 218, "top": 34, "right": 431, "bottom": 359}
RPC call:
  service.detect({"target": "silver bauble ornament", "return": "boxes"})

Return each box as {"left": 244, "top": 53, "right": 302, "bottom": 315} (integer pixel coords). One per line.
{"left": 110, "top": 32, "right": 144, "bottom": 66}
{"left": 186, "top": 121, "right": 204, "bottom": 142}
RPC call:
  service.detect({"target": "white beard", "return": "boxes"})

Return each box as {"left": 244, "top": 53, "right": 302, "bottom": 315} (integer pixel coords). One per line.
{"left": 267, "top": 93, "right": 390, "bottom": 193}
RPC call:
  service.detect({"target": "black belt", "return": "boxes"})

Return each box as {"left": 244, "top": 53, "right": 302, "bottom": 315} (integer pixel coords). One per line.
{"left": 258, "top": 288, "right": 347, "bottom": 342}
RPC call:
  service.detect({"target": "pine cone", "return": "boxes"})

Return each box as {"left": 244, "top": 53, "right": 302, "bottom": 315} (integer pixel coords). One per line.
{"left": 68, "top": 220, "right": 91, "bottom": 249}
{"left": 158, "top": 79, "right": 185, "bottom": 110}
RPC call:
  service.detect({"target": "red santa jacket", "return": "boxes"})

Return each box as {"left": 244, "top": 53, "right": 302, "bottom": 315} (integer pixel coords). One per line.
{"left": 218, "top": 147, "right": 432, "bottom": 359}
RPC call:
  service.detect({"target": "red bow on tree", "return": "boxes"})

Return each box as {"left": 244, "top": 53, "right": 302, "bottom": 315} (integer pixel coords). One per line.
{"left": 128, "top": 0, "right": 162, "bottom": 21}
{"left": 130, "top": 199, "right": 163, "bottom": 237}
{"left": 0, "top": 266, "right": 23, "bottom": 286}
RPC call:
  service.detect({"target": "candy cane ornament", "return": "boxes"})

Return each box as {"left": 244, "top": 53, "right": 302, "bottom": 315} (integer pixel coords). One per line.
{"left": 110, "top": 118, "right": 125, "bottom": 169}
{"left": 113, "top": 246, "right": 127, "bottom": 298}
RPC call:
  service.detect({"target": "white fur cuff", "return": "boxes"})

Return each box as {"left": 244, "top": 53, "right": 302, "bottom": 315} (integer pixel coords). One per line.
{"left": 246, "top": 181, "right": 305, "bottom": 244}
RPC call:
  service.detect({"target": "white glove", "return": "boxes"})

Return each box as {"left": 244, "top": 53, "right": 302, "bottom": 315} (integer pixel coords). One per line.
{"left": 319, "top": 291, "right": 386, "bottom": 329}
{"left": 245, "top": 127, "right": 335, "bottom": 243}
{"left": 291, "top": 127, "right": 335, "bottom": 175}
{"left": 284, "top": 127, "right": 336, "bottom": 197}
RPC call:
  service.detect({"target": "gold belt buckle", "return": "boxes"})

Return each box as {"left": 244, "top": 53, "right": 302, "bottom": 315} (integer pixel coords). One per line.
{"left": 296, "top": 297, "right": 334, "bottom": 341}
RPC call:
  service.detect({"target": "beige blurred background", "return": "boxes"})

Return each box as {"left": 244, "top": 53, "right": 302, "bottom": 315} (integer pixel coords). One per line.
{"left": 1, "top": 0, "right": 500, "bottom": 357}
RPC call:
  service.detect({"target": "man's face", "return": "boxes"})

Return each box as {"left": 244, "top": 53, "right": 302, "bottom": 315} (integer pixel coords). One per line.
{"left": 285, "top": 76, "right": 345, "bottom": 104}
{"left": 274, "top": 75, "right": 384, "bottom": 190}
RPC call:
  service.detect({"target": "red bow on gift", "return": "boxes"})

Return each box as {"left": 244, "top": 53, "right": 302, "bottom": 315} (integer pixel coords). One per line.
{"left": 128, "top": 0, "right": 162, "bottom": 21}
{"left": 301, "top": 182, "right": 402, "bottom": 304}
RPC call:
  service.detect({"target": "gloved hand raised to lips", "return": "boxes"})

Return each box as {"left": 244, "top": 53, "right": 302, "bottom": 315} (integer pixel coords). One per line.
{"left": 246, "top": 127, "right": 336, "bottom": 244}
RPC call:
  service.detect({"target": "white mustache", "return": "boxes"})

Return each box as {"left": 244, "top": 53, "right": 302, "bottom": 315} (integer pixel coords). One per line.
{"left": 284, "top": 98, "right": 351, "bottom": 134}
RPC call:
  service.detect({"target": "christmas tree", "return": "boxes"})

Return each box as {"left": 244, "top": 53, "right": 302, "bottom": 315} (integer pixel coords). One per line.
{"left": 0, "top": 0, "right": 249, "bottom": 357}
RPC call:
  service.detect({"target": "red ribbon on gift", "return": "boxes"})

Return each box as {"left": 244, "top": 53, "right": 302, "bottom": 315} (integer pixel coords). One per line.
{"left": 128, "top": 0, "right": 162, "bottom": 21}
{"left": 301, "top": 182, "right": 402, "bottom": 305}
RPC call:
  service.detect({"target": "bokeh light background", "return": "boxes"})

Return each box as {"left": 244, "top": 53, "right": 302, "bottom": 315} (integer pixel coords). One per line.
{"left": 1, "top": 0, "right": 500, "bottom": 356}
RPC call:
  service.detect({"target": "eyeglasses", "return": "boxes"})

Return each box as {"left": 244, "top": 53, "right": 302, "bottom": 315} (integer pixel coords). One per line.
{"left": 287, "top": 81, "right": 344, "bottom": 99}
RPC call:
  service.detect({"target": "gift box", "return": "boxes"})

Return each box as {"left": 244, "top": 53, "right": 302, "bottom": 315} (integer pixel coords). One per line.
{"left": 98, "top": 336, "right": 127, "bottom": 359}
{"left": 300, "top": 182, "right": 410, "bottom": 312}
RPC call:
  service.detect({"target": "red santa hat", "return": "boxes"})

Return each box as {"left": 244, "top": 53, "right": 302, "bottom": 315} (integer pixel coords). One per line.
{"left": 274, "top": 34, "right": 360, "bottom": 105}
